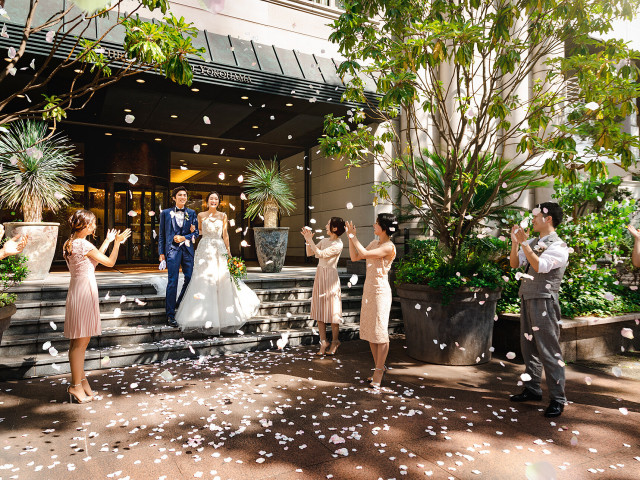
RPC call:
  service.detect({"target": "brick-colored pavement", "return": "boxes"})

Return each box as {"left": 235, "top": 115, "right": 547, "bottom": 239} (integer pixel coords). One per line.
{"left": 0, "top": 336, "right": 638, "bottom": 480}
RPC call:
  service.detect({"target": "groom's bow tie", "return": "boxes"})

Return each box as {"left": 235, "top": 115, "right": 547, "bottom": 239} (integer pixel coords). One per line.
{"left": 175, "top": 208, "right": 185, "bottom": 212}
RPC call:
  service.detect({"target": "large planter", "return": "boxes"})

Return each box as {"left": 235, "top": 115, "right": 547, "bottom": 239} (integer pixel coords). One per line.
{"left": 3, "top": 222, "right": 60, "bottom": 280}
{"left": 253, "top": 227, "right": 289, "bottom": 273}
{"left": 0, "top": 304, "right": 17, "bottom": 345}
{"left": 397, "top": 284, "right": 501, "bottom": 365}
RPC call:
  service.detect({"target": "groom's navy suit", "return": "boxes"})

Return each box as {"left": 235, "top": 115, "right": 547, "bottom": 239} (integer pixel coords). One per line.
{"left": 159, "top": 206, "right": 199, "bottom": 319}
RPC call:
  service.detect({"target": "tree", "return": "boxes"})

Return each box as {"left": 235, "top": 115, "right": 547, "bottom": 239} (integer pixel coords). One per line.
{"left": 320, "top": 0, "right": 640, "bottom": 258}
{"left": 0, "top": 0, "right": 204, "bottom": 127}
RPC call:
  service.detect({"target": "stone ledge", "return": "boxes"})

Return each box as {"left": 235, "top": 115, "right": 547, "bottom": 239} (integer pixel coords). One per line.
{"left": 493, "top": 312, "right": 640, "bottom": 362}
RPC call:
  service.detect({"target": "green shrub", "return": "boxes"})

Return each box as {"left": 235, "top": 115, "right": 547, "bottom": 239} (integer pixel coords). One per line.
{"left": 0, "top": 238, "right": 28, "bottom": 306}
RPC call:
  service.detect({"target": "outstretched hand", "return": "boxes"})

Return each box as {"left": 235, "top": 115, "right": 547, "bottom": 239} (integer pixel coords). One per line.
{"left": 511, "top": 225, "right": 529, "bottom": 244}
{"left": 627, "top": 225, "right": 640, "bottom": 240}
{"left": 106, "top": 229, "right": 117, "bottom": 243}
{"left": 2, "top": 234, "right": 28, "bottom": 256}
{"left": 116, "top": 229, "right": 132, "bottom": 244}
{"left": 300, "top": 227, "right": 314, "bottom": 242}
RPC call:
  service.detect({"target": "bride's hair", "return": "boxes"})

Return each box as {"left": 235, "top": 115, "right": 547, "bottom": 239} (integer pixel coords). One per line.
{"left": 206, "top": 191, "right": 222, "bottom": 204}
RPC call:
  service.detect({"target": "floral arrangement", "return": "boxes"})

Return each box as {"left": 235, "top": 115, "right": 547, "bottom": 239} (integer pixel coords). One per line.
{"left": 225, "top": 254, "right": 247, "bottom": 288}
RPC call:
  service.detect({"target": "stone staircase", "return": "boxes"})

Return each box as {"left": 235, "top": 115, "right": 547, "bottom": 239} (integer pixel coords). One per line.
{"left": 0, "top": 273, "right": 403, "bottom": 380}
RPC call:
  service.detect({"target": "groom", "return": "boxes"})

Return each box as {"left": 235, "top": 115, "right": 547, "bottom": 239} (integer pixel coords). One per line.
{"left": 159, "top": 186, "right": 199, "bottom": 327}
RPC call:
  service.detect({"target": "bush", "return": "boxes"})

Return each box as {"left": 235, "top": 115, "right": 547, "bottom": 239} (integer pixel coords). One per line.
{"left": 395, "top": 237, "right": 509, "bottom": 303}
{"left": 496, "top": 176, "right": 640, "bottom": 318}
{"left": 0, "top": 238, "right": 28, "bottom": 306}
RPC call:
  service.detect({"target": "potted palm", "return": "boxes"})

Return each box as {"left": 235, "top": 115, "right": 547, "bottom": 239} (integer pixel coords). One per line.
{"left": 243, "top": 159, "right": 296, "bottom": 273}
{"left": 0, "top": 120, "right": 78, "bottom": 280}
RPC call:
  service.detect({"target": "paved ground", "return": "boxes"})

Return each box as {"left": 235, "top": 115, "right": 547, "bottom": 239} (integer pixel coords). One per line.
{"left": 0, "top": 337, "right": 638, "bottom": 480}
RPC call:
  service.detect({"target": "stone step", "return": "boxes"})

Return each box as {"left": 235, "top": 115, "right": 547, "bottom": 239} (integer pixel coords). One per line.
{"left": 0, "top": 307, "right": 402, "bottom": 357}
{"left": 0, "top": 320, "right": 404, "bottom": 380}
{"left": 12, "top": 292, "right": 366, "bottom": 320}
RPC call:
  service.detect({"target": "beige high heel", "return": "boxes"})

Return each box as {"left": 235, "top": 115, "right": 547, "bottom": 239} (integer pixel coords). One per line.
{"left": 326, "top": 341, "right": 341, "bottom": 356}
{"left": 369, "top": 367, "right": 386, "bottom": 389}
{"left": 67, "top": 384, "right": 92, "bottom": 404}
{"left": 317, "top": 340, "right": 330, "bottom": 355}
{"left": 81, "top": 378, "right": 94, "bottom": 399}
{"left": 367, "top": 365, "right": 387, "bottom": 383}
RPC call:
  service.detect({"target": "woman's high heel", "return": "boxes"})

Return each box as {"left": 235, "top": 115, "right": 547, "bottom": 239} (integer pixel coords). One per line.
{"left": 67, "top": 384, "right": 92, "bottom": 404}
{"left": 81, "top": 378, "right": 94, "bottom": 399}
{"left": 326, "top": 341, "right": 341, "bottom": 356}
{"left": 367, "top": 365, "right": 387, "bottom": 383}
{"left": 317, "top": 340, "right": 330, "bottom": 355}
{"left": 369, "top": 367, "right": 386, "bottom": 389}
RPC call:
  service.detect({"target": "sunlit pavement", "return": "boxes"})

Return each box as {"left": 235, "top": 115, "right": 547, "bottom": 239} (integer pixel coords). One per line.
{"left": 1, "top": 336, "right": 638, "bottom": 480}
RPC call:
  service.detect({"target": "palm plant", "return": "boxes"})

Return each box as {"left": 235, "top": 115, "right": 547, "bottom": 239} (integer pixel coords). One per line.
{"left": 0, "top": 121, "right": 78, "bottom": 222}
{"left": 243, "top": 159, "right": 296, "bottom": 228}
{"left": 388, "top": 150, "right": 549, "bottom": 257}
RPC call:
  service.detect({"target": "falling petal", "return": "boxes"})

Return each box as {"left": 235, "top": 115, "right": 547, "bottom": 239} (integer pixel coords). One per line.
{"left": 218, "top": 172, "right": 225, "bottom": 180}
{"left": 128, "top": 173, "right": 138, "bottom": 185}
{"left": 113, "top": 307, "right": 121, "bottom": 317}
{"left": 506, "top": 352, "right": 516, "bottom": 360}
{"left": 584, "top": 101, "right": 600, "bottom": 110}
{"left": 621, "top": 327, "right": 634, "bottom": 339}
{"left": 237, "top": 175, "right": 243, "bottom": 183}
{"left": 349, "top": 274, "right": 358, "bottom": 285}
{"left": 193, "top": 144, "right": 201, "bottom": 153}
{"left": 240, "top": 240, "right": 250, "bottom": 247}
{"left": 584, "top": 376, "right": 592, "bottom": 385}
{"left": 7, "top": 46, "right": 15, "bottom": 59}
{"left": 520, "top": 373, "right": 532, "bottom": 382}
{"left": 124, "top": 114, "right": 135, "bottom": 124}
{"left": 127, "top": 210, "right": 137, "bottom": 217}
{"left": 619, "top": 407, "right": 629, "bottom": 415}
{"left": 203, "top": 115, "right": 211, "bottom": 124}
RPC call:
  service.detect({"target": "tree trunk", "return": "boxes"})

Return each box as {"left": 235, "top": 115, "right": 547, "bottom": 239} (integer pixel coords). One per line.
{"left": 22, "top": 196, "right": 43, "bottom": 223}
{"left": 263, "top": 198, "right": 278, "bottom": 228}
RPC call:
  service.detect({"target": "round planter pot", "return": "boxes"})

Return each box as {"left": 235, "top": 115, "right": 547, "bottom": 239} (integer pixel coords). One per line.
{"left": 0, "top": 303, "right": 17, "bottom": 345}
{"left": 3, "top": 222, "right": 60, "bottom": 281}
{"left": 397, "top": 284, "right": 502, "bottom": 365}
{"left": 253, "top": 227, "right": 289, "bottom": 273}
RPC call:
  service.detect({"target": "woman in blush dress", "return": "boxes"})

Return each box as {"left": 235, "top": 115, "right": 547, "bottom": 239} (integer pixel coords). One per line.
{"left": 301, "top": 217, "right": 345, "bottom": 355}
{"left": 63, "top": 210, "right": 131, "bottom": 404}
{"left": 345, "top": 213, "right": 397, "bottom": 389}
{"left": 175, "top": 191, "right": 260, "bottom": 334}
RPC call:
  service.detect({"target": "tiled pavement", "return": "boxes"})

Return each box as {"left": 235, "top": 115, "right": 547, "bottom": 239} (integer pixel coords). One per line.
{"left": 0, "top": 336, "right": 638, "bottom": 480}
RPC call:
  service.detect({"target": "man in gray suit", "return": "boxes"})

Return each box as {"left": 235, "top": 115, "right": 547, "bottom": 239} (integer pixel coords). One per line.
{"left": 509, "top": 202, "right": 569, "bottom": 418}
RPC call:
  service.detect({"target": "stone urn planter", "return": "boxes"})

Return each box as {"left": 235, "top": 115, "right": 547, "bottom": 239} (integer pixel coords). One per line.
{"left": 253, "top": 227, "right": 289, "bottom": 273}
{"left": 397, "top": 284, "right": 501, "bottom": 365}
{"left": 3, "top": 222, "right": 60, "bottom": 280}
{"left": 0, "top": 304, "right": 17, "bottom": 345}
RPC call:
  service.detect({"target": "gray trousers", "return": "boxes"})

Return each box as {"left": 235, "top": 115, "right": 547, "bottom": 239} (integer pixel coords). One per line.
{"left": 520, "top": 296, "right": 566, "bottom": 403}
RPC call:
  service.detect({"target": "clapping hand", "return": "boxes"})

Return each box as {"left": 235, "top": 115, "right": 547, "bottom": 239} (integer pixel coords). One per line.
{"left": 115, "top": 229, "right": 132, "bottom": 244}
{"left": 345, "top": 221, "right": 357, "bottom": 237}
{"left": 512, "top": 225, "right": 529, "bottom": 244}
{"left": 300, "top": 227, "right": 314, "bottom": 242}
{"left": 627, "top": 225, "right": 640, "bottom": 240}
{"left": 106, "top": 229, "right": 117, "bottom": 243}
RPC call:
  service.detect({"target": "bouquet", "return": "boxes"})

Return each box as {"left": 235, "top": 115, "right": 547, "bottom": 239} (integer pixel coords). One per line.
{"left": 225, "top": 254, "right": 247, "bottom": 288}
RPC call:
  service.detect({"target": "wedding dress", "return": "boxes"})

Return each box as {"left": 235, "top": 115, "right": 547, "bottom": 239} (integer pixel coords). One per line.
{"left": 175, "top": 215, "right": 260, "bottom": 334}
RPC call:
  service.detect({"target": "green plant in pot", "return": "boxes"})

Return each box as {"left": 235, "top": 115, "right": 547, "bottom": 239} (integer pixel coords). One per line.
{"left": 0, "top": 120, "right": 78, "bottom": 280}
{"left": 319, "top": 0, "right": 640, "bottom": 365}
{"left": 243, "top": 159, "right": 296, "bottom": 273}
{"left": 0, "top": 235, "right": 28, "bottom": 344}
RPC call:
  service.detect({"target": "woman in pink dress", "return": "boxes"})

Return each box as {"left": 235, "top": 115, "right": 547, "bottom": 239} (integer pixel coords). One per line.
{"left": 345, "top": 213, "right": 397, "bottom": 389}
{"left": 301, "top": 217, "right": 345, "bottom": 355}
{"left": 63, "top": 210, "right": 130, "bottom": 403}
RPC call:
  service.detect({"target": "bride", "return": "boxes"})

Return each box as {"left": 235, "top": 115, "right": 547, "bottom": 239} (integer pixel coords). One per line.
{"left": 175, "top": 191, "right": 260, "bottom": 334}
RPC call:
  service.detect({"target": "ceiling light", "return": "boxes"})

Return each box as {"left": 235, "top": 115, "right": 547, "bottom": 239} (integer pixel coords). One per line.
{"left": 201, "top": 143, "right": 208, "bottom": 146}
{"left": 213, "top": 162, "right": 218, "bottom": 165}
{"left": 124, "top": 108, "right": 131, "bottom": 112}
{"left": 191, "top": 87, "right": 200, "bottom": 92}
{"left": 241, "top": 96, "right": 249, "bottom": 100}
{"left": 136, "top": 79, "right": 145, "bottom": 83}
{"left": 252, "top": 125, "right": 259, "bottom": 129}
{"left": 170, "top": 114, "right": 178, "bottom": 118}
{"left": 226, "top": 159, "right": 231, "bottom": 162}
{"left": 16, "top": 94, "right": 25, "bottom": 98}
{"left": 154, "top": 137, "right": 162, "bottom": 141}
{"left": 286, "top": 103, "right": 293, "bottom": 107}
{"left": 239, "top": 147, "right": 245, "bottom": 151}
{"left": 105, "top": 132, "right": 113, "bottom": 136}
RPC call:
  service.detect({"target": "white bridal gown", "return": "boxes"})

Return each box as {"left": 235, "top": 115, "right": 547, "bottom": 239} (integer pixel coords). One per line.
{"left": 175, "top": 215, "right": 260, "bottom": 334}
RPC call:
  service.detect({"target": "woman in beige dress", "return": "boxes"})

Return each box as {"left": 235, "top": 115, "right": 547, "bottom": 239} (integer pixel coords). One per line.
{"left": 63, "top": 210, "right": 130, "bottom": 404}
{"left": 345, "top": 213, "right": 397, "bottom": 388}
{"left": 301, "top": 217, "right": 345, "bottom": 355}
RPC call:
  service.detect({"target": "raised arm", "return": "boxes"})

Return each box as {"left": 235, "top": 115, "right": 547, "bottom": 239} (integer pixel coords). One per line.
{"left": 509, "top": 225, "right": 521, "bottom": 269}
{"left": 301, "top": 227, "right": 317, "bottom": 257}
{"left": 99, "top": 229, "right": 117, "bottom": 254}
{"left": 87, "top": 229, "right": 131, "bottom": 267}
{"left": 345, "top": 221, "right": 393, "bottom": 260}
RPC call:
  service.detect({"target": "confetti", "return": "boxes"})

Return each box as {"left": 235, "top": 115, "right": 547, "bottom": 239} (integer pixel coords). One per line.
{"left": 203, "top": 115, "right": 211, "bottom": 124}
{"left": 346, "top": 202, "right": 354, "bottom": 209}
{"left": 237, "top": 175, "right": 243, "bottom": 183}
{"left": 193, "top": 144, "right": 201, "bottom": 153}
{"left": 506, "top": 352, "right": 516, "bottom": 360}
{"left": 124, "top": 114, "right": 135, "bottom": 124}
{"left": 128, "top": 174, "right": 138, "bottom": 185}
{"left": 621, "top": 328, "right": 634, "bottom": 339}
